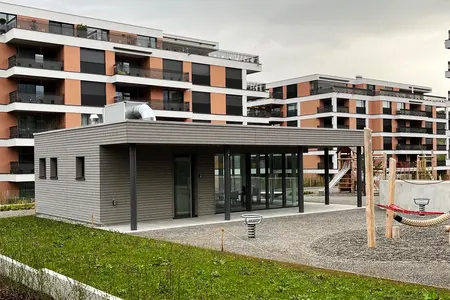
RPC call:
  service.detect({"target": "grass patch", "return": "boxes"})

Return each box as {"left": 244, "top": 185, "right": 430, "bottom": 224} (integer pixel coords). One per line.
{"left": 0, "top": 203, "right": 34, "bottom": 211}
{"left": 0, "top": 216, "right": 449, "bottom": 300}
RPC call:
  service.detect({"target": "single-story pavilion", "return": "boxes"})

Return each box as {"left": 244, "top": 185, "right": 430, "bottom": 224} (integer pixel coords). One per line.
{"left": 34, "top": 120, "right": 364, "bottom": 230}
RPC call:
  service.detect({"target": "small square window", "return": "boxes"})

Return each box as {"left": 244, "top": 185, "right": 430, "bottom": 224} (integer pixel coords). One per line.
{"left": 50, "top": 158, "right": 58, "bottom": 179}
{"left": 76, "top": 157, "right": 85, "bottom": 180}
{"left": 39, "top": 158, "right": 46, "bottom": 179}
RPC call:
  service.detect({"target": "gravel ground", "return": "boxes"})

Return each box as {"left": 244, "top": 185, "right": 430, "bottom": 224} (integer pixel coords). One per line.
{"left": 136, "top": 208, "right": 450, "bottom": 289}
{"left": 0, "top": 210, "right": 34, "bottom": 219}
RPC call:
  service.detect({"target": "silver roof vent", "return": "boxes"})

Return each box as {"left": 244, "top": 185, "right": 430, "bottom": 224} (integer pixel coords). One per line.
{"left": 103, "top": 101, "right": 156, "bottom": 123}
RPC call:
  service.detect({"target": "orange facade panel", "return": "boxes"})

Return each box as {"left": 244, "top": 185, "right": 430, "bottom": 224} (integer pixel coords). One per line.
{"left": 298, "top": 82, "right": 310, "bottom": 97}
{"left": 183, "top": 61, "right": 192, "bottom": 82}
{"left": 105, "top": 51, "right": 116, "bottom": 76}
{"left": 300, "top": 100, "right": 319, "bottom": 115}
{"left": 211, "top": 93, "right": 226, "bottom": 115}
{"left": 63, "top": 46, "right": 80, "bottom": 72}
{"left": 62, "top": 113, "right": 81, "bottom": 129}
{"left": 211, "top": 65, "right": 226, "bottom": 88}
{"left": 0, "top": 79, "right": 17, "bottom": 105}
{"left": 0, "top": 148, "right": 18, "bottom": 174}
{"left": 300, "top": 119, "right": 318, "bottom": 129}
{"left": 0, "top": 113, "right": 17, "bottom": 139}
{"left": 150, "top": 57, "right": 163, "bottom": 69}
{"left": 0, "top": 44, "right": 16, "bottom": 69}
{"left": 63, "top": 80, "right": 81, "bottom": 105}
{"left": 106, "top": 83, "right": 116, "bottom": 105}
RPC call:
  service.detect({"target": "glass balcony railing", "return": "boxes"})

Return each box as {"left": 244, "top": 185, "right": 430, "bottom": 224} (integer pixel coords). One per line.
{"left": 10, "top": 162, "right": 34, "bottom": 174}
{"left": 437, "top": 144, "right": 447, "bottom": 151}
{"left": 8, "top": 55, "right": 63, "bottom": 71}
{"left": 114, "top": 64, "right": 190, "bottom": 82}
{"left": 336, "top": 124, "right": 350, "bottom": 129}
{"left": 397, "top": 109, "right": 428, "bottom": 117}
{"left": 246, "top": 82, "right": 266, "bottom": 92}
{"left": 395, "top": 144, "right": 424, "bottom": 151}
{"left": 148, "top": 99, "right": 189, "bottom": 112}
{"left": 6, "top": 18, "right": 260, "bottom": 64}
{"left": 9, "top": 91, "right": 64, "bottom": 105}
{"left": 396, "top": 127, "right": 428, "bottom": 134}
{"left": 114, "top": 95, "right": 148, "bottom": 103}
{"left": 9, "top": 126, "right": 59, "bottom": 139}
{"left": 317, "top": 106, "right": 333, "bottom": 113}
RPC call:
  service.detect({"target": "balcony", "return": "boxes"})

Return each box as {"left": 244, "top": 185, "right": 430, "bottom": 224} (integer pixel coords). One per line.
{"left": 246, "top": 82, "right": 266, "bottom": 92}
{"left": 317, "top": 124, "right": 333, "bottom": 129}
{"left": 377, "top": 90, "right": 447, "bottom": 103}
{"left": 246, "top": 109, "right": 282, "bottom": 118}
{"left": 114, "top": 64, "right": 189, "bottom": 82}
{"left": 437, "top": 160, "right": 447, "bottom": 167}
{"left": 10, "top": 162, "right": 34, "bottom": 174}
{"left": 311, "top": 86, "right": 375, "bottom": 96}
{"left": 436, "top": 111, "right": 446, "bottom": 119}
{"left": 9, "top": 126, "right": 59, "bottom": 139}
{"left": 437, "top": 144, "right": 447, "bottom": 151}
{"left": 6, "top": 18, "right": 260, "bottom": 64}
{"left": 148, "top": 100, "right": 189, "bottom": 112}
{"left": 397, "top": 109, "right": 427, "bottom": 117}
{"left": 437, "top": 129, "right": 446, "bottom": 135}
{"left": 114, "top": 95, "right": 148, "bottom": 103}
{"left": 9, "top": 91, "right": 64, "bottom": 105}
{"left": 317, "top": 106, "right": 333, "bottom": 113}
{"left": 8, "top": 55, "right": 63, "bottom": 71}
{"left": 395, "top": 144, "right": 425, "bottom": 151}
{"left": 396, "top": 127, "right": 428, "bottom": 134}
{"left": 336, "top": 124, "right": 349, "bottom": 129}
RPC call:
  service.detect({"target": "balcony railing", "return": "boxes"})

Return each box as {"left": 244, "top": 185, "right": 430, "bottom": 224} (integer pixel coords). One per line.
{"left": 270, "top": 91, "right": 283, "bottom": 99}
{"left": 246, "top": 82, "right": 266, "bottom": 92}
{"left": 312, "top": 86, "right": 375, "bottom": 96}
{"left": 114, "top": 64, "right": 190, "bottom": 82}
{"left": 377, "top": 90, "right": 447, "bottom": 103}
{"left": 436, "top": 112, "right": 446, "bottom": 119}
{"left": 396, "top": 127, "right": 428, "bottom": 134}
{"left": 397, "top": 109, "right": 428, "bottom": 117}
{"left": 317, "top": 124, "right": 333, "bottom": 129}
{"left": 148, "top": 99, "right": 189, "bottom": 111}
{"left": 9, "top": 126, "right": 59, "bottom": 139}
{"left": 114, "top": 95, "right": 148, "bottom": 103}
{"left": 9, "top": 91, "right": 64, "bottom": 105}
{"left": 337, "top": 124, "right": 349, "bottom": 129}
{"left": 437, "top": 144, "right": 447, "bottom": 151}
{"left": 6, "top": 18, "right": 260, "bottom": 64}
{"left": 10, "top": 162, "right": 34, "bottom": 174}
{"left": 437, "top": 128, "right": 446, "bottom": 135}
{"left": 395, "top": 144, "right": 425, "bottom": 151}
{"left": 317, "top": 106, "right": 333, "bottom": 113}
{"left": 8, "top": 55, "right": 63, "bottom": 71}
{"left": 437, "top": 160, "right": 447, "bottom": 167}
{"left": 246, "top": 110, "right": 282, "bottom": 118}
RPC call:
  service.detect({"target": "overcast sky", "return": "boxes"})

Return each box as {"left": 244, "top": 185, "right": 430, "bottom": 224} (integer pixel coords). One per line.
{"left": 7, "top": 0, "right": 450, "bottom": 96}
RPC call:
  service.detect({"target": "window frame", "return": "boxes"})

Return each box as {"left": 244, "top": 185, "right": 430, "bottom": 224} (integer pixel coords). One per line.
{"left": 50, "top": 157, "right": 58, "bottom": 180}
{"left": 76, "top": 156, "right": 85, "bottom": 180}
{"left": 39, "top": 158, "right": 46, "bottom": 179}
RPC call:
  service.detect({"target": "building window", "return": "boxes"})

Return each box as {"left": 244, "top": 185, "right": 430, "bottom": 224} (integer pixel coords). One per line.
{"left": 163, "top": 59, "right": 183, "bottom": 81}
{"left": 426, "top": 121, "right": 433, "bottom": 134}
{"left": 426, "top": 138, "right": 433, "bottom": 150}
{"left": 49, "top": 21, "right": 74, "bottom": 36}
{"left": 425, "top": 105, "right": 433, "bottom": 118}
{"left": 137, "top": 35, "right": 157, "bottom": 48}
{"left": 356, "top": 118, "right": 365, "bottom": 130}
{"left": 50, "top": 158, "right": 58, "bottom": 179}
{"left": 192, "top": 63, "right": 210, "bottom": 86}
{"left": 286, "top": 121, "right": 297, "bottom": 127}
{"left": 367, "top": 84, "right": 375, "bottom": 91}
{"left": 356, "top": 100, "right": 366, "bottom": 114}
{"left": 39, "top": 158, "right": 46, "bottom": 179}
{"left": 383, "top": 119, "right": 392, "bottom": 132}
{"left": 286, "top": 84, "right": 298, "bottom": 99}
{"left": 287, "top": 104, "right": 297, "bottom": 117}
{"left": 383, "top": 137, "right": 392, "bottom": 150}
{"left": 76, "top": 157, "right": 85, "bottom": 180}
{"left": 80, "top": 48, "right": 105, "bottom": 75}
{"left": 192, "top": 92, "right": 211, "bottom": 114}
{"left": 225, "top": 68, "right": 242, "bottom": 89}
{"left": 86, "top": 27, "right": 109, "bottom": 41}
{"left": 81, "top": 81, "right": 106, "bottom": 107}
{"left": 383, "top": 101, "right": 391, "bottom": 114}
{"left": 81, "top": 114, "right": 104, "bottom": 126}
{"left": 398, "top": 102, "right": 405, "bottom": 111}
{"left": 272, "top": 87, "right": 283, "bottom": 99}
{"left": 226, "top": 95, "right": 242, "bottom": 116}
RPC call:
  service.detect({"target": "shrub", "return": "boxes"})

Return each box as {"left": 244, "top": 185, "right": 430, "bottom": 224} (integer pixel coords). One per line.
{"left": 0, "top": 203, "right": 34, "bottom": 212}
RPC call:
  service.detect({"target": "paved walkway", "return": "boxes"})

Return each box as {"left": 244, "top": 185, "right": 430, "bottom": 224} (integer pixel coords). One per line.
{"left": 0, "top": 210, "right": 34, "bottom": 219}
{"left": 105, "top": 202, "right": 359, "bottom": 233}
{"left": 136, "top": 208, "right": 450, "bottom": 289}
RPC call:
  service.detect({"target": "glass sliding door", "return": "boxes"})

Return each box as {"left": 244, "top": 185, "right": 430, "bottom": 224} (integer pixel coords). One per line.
{"left": 174, "top": 156, "right": 192, "bottom": 218}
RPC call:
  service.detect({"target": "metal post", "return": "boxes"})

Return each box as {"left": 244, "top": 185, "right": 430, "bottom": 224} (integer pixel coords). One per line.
{"left": 265, "top": 154, "right": 270, "bottom": 209}
{"left": 245, "top": 154, "right": 252, "bottom": 211}
{"left": 356, "top": 146, "right": 363, "bottom": 207}
{"left": 298, "top": 146, "right": 304, "bottom": 213}
{"left": 324, "top": 147, "right": 330, "bottom": 205}
{"left": 224, "top": 146, "right": 231, "bottom": 220}
{"left": 270, "top": 154, "right": 274, "bottom": 207}
{"left": 129, "top": 144, "right": 137, "bottom": 231}
{"left": 281, "top": 153, "right": 287, "bottom": 207}
{"left": 256, "top": 154, "right": 261, "bottom": 204}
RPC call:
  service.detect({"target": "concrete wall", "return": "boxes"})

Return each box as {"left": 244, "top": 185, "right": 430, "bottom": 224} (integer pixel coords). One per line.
{"left": 379, "top": 180, "right": 450, "bottom": 212}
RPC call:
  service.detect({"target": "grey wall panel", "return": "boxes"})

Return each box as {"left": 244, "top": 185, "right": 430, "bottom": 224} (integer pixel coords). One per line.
{"left": 196, "top": 152, "right": 215, "bottom": 216}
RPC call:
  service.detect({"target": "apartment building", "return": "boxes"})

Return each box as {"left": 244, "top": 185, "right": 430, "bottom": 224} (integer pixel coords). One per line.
{"left": 0, "top": 2, "right": 269, "bottom": 198}
{"left": 248, "top": 74, "right": 450, "bottom": 179}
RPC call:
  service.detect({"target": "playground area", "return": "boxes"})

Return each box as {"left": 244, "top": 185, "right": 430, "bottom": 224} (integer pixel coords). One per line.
{"left": 137, "top": 208, "right": 450, "bottom": 289}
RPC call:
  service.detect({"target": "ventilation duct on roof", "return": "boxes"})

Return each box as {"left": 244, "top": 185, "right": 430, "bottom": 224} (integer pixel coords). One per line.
{"left": 103, "top": 101, "right": 156, "bottom": 123}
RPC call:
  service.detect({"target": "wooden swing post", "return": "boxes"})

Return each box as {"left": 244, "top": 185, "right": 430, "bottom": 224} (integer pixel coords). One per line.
{"left": 364, "top": 128, "right": 376, "bottom": 248}
{"left": 386, "top": 158, "right": 396, "bottom": 238}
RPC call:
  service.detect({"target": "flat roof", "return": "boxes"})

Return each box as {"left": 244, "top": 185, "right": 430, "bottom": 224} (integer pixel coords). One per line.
{"left": 35, "top": 120, "right": 364, "bottom": 147}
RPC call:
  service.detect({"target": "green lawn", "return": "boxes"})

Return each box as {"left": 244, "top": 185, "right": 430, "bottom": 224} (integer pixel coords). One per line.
{"left": 0, "top": 216, "right": 448, "bottom": 300}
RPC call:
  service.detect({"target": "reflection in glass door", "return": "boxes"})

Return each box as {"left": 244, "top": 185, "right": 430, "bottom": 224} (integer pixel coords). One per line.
{"left": 174, "top": 156, "right": 191, "bottom": 218}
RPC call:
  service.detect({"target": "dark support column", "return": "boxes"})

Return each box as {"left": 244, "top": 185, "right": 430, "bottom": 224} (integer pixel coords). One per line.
{"left": 224, "top": 146, "right": 231, "bottom": 220}
{"left": 297, "top": 146, "right": 304, "bottom": 213}
{"left": 256, "top": 154, "right": 261, "bottom": 204}
{"left": 265, "top": 154, "right": 270, "bottom": 209}
{"left": 129, "top": 144, "right": 137, "bottom": 231}
{"left": 245, "top": 154, "right": 252, "bottom": 211}
{"left": 356, "top": 146, "right": 363, "bottom": 207}
{"left": 281, "top": 153, "right": 287, "bottom": 208}
{"left": 324, "top": 147, "right": 330, "bottom": 205}
{"left": 270, "top": 154, "right": 274, "bottom": 207}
